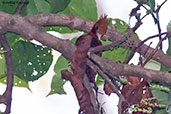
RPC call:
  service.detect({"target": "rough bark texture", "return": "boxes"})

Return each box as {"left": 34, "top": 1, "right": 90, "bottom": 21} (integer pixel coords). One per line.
{"left": 0, "top": 12, "right": 171, "bottom": 84}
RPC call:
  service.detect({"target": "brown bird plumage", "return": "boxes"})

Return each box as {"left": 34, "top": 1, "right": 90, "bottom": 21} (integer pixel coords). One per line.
{"left": 75, "top": 15, "right": 109, "bottom": 83}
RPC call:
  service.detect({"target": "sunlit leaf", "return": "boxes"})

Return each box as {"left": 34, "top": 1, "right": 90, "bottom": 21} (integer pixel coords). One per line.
{"left": 96, "top": 74, "right": 104, "bottom": 86}
{"left": 144, "top": 59, "right": 161, "bottom": 71}
{"left": 0, "top": 75, "right": 30, "bottom": 90}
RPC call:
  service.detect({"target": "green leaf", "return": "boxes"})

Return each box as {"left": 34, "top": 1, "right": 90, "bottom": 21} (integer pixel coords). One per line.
{"left": 96, "top": 40, "right": 131, "bottom": 86}
{"left": 152, "top": 89, "right": 168, "bottom": 105}
{"left": 96, "top": 74, "right": 104, "bottom": 86}
{"left": 49, "top": 0, "right": 97, "bottom": 33}
{"left": 150, "top": 82, "right": 169, "bottom": 114}
{"left": 167, "top": 21, "right": 171, "bottom": 32}
{"left": 147, "top": 0, "right": 156, "bottom": 12}
{"left": 0, "top": 54, "right": 5, "bottom": 76}
{"left": 0, "top": 0, "right": 22, "bottom": 14}
{"left": 44, "top": 25, "right": 78, "bottom": 34}
{"left": 144, "top": 59, "right": 161, "bottom": 71}
{"left": 46, "top": 0, "right": 70, "bottom": 13}
{"left": 101, "top": 42, "right": 131, "bottom": 63}
{"left": 161, "top": 21, "right": 171, "bottom": 72}
{"left": 0, "top": 75, "right": 30, "bottom": 90}
{"left": 12, "top": 41, "right": 53, "bottom": 81}
{"left": 112, "top": 18, "right": 129, "bottom": 34}
{"left": 59, "top": 0, "right": 97, "bottom": 22}
{"left": 47, "top": 74, "right": 66, "bottom": 96}
{"left": 48, "top": 56, "right": 70, "bottom": 96}
{"left": 21, "top": 0, "right": 51, "bottom": 16}
{"left": 154, "top": 108, "right": 167, "bottom": 114}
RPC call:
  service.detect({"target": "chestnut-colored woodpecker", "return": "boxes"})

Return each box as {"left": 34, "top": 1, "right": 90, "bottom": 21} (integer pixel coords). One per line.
{"left": 75, "top": 15, "right": 109, "bottom": 82}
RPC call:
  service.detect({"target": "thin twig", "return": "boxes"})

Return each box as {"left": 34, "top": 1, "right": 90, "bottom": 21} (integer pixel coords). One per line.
{"left": 89, "top": 39, "right": 126, "bottom": 54}
{"left": 142, "top": 33, "right": 170, "bottom": 67}
{"left": 16, "top": 0, "right": 27, "bottom": 14}
{"left": 124, "top": 32, "right": 168, "bottom": 64}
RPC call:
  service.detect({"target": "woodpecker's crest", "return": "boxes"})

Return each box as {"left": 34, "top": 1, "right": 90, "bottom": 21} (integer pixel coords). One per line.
{"left": 91, "top": 14, "right": 109, "bottom": 38}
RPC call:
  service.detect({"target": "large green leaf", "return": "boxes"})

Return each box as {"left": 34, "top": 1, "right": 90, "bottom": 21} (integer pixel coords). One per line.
{"left": 0, "top": 0, "right": 22, "bottom": 14}
{"left": 48, "top": 55, "right": 70, "bottom": 96}
{"left": 45, "top": 0, "right": 97, "bottom": 33}
{"left": 46, "top": 0, "right": 70, "bottom": 13}
{"left": 12, "top": 41, "right": 53, "bottom": 81}
{"left": 0, "top": 33, "right": 30, "bottom": 89}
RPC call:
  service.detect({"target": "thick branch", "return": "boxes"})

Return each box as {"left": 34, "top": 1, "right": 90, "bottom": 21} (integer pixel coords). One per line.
{"left": 0, "top": 12, "right": 171, "bottom": 84}
{"left": 24, "top": 13, "right": 171, "bottom": 68}
{"left": 89, "top": 54, "right": 171, "bottom": 84}
{"left": 0, "top": 34, "right": 14, "bottom": 114}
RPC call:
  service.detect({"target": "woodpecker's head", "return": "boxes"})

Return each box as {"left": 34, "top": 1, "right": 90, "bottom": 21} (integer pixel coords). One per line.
{"left": 91, "top": 14, "right": 109, "bottom": 39}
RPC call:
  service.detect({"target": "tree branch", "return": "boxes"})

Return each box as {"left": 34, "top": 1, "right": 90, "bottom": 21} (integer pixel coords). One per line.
{"left": 24, "top": 13, "right": 171, "bottom": 68}
{"left": 16, "top": 0, "right": 28, "bottom": 14}
{"left": 89, "top": 54, "right": 171, "bottom": 84}
{"left": 0, "top": 34, "right": 14, "bottom": 114}
{"left": 0, "top": 12, "right": 171, "bottom": 84}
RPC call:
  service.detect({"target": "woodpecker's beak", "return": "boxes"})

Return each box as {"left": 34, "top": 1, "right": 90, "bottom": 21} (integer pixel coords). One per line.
{"left": 97, "top": 33, "right": 102, "bottom": 40}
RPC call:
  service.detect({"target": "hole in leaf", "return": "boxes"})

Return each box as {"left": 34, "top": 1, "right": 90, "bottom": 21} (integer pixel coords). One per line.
{"left": 48, "top": 50, "right": 51, "bottom": 53}
{"left": 27, "top": 62, "right": 32, "bottom": 66}
{"left": 18, "top": 60, "right": 21, "bottom": 64}
{"left": 32, "top": 70, "right": 38, "bottom": 76}
{"left": 112, "top": 20, "right": 116, "bottom": 24}
{"left": 120, "top": 21, "right": 124, "bottom": 25}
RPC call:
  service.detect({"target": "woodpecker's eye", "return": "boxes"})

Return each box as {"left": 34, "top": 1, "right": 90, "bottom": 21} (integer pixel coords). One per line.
{"left": 95, "top": 26, "right": 99, "bottom": 30}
